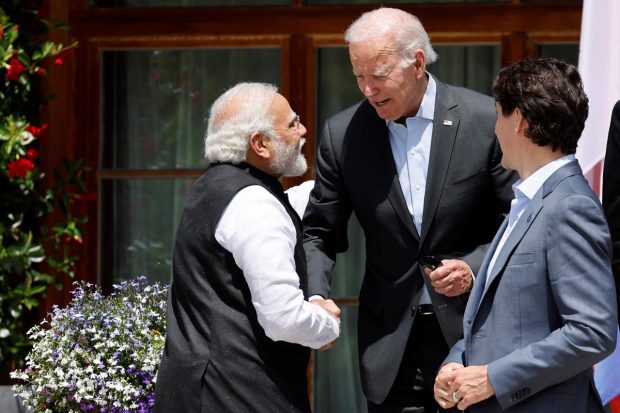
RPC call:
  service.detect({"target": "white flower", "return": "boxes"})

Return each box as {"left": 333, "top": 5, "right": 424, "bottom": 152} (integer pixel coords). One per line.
{"left": 11, "top": 278, "right": 168, "bottom": 412}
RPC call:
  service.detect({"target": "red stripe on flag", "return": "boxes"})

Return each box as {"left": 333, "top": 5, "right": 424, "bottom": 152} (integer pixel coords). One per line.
{"left": 609, "top": 394, "right": 620, "bottom": 413}
{"left": 583, "top": 159, "right": 604, "bottom": 198}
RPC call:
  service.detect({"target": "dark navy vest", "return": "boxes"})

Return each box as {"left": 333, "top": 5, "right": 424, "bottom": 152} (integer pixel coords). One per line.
{"left": 155, "top": 163, "right": 310, "bottom": 413}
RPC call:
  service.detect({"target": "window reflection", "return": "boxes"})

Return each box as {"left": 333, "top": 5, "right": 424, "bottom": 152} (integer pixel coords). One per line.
{"left": 101, "top": 48, "right": 280, "bottom": 170}
{"left": 101, "top": 178, "right": 194, "bottom": 285}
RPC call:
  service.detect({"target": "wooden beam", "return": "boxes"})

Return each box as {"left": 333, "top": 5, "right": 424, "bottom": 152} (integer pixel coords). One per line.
{"left": 69, "top": 4, "right": 581, "bottom": 39}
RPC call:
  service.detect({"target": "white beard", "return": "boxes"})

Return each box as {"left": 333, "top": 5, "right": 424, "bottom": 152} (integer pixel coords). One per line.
{"left": 270, "top": 137, "right": 307, "bottom": 177}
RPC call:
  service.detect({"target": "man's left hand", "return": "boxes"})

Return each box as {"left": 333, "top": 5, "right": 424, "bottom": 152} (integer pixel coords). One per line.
{"left": 446, "top": 365, "right": 495, "bottom": 410}
{"left": 424, "top": 258, "right": 473, "bottom": 297}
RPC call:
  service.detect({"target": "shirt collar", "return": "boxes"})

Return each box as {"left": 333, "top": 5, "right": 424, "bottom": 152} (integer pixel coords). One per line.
{"left": 513, "top": 154, "right": 576, "bottom": 201}
{"left": 385, "top": 73, "right": 436, "bottom": 127}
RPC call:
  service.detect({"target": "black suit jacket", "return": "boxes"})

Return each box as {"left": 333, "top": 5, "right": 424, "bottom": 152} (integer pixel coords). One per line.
{"left": 303, "top": 77, "right": 516, "bottom": 404}
{"left": 603, "top": 100, "right": 620, "bottom": 323}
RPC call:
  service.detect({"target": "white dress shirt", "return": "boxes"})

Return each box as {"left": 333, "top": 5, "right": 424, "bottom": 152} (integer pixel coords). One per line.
{"left": 215, "top": 182, "right": 339, "bottom": 350}
{"left": 387, "top": 76, "right": 436, "bottom": 304}
{"left": 386, "top": 75, "right": 436, "bottom": 235}
{"left": 486, "top": 154, "right": 576, "bottom": 277}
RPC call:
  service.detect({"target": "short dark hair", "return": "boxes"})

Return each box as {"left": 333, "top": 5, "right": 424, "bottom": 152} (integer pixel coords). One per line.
{"left": 492, "top": 58, "right": 588, "bottom": 154}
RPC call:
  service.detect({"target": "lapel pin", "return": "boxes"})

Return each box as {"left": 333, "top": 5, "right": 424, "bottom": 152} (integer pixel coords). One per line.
{"left": 526, "top": 213, "right": 532, "bottom": 223}
{"left": 443, "top": 120, "right": 453, "bottom": 126}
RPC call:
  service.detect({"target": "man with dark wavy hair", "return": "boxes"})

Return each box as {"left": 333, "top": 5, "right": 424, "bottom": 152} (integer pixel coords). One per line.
{"left": 435, "top": 58, "right": 617, "bottom": 413}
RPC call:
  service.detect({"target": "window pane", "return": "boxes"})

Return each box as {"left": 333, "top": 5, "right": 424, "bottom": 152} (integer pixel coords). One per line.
{"left": 538, "top": 44, "right": 579, "bottom": 66}
{"left": 93, "top": 0, "right": 290, "bottom": 7}
{"left": 314, "top": 306, "right": 367, "bottom": 413}
{"left": 101, "top": 48, "right": 280, "bottom": 170}
{"left": 330, "top": 215, "right": 366, "bottom": 297}
{"left": 432, "top": 45, "right": 501, "bottom": 96}
{"left": 100, "top": 178, "right": 195, "bottom": 285}
{"left": 316, "top": 47, "right": 361, "bottom": 137}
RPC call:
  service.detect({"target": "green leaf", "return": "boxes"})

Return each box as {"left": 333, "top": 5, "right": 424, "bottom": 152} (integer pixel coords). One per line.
{"left": 23, "top": 298, "right": 39, "bottom": 310}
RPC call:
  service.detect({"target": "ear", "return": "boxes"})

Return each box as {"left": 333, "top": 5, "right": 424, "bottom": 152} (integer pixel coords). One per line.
{"left": 413, "top": 50, "right": 426, "bottom": 74}
{"left": 248, "top": 132, "right": 271, "bottom": 160}
{"left": 514, "top": 108, "right": 527, "bottom": 134}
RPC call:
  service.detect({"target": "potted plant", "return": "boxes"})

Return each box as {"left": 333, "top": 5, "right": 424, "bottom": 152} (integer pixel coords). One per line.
{"left": 11, "top": 276, "right": 168, "bottom": 413}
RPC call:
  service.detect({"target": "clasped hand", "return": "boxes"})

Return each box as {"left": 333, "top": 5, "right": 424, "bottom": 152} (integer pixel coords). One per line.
{"left": 434, "top": 363, "right": 494, "bottom": 410}
{"left": 310, "top": 299, "right": 341, "bottom": 350}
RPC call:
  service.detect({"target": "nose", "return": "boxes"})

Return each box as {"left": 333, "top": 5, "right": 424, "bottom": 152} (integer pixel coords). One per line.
{"left": 298, "top": 122, "right": 308, "bottom": 137}
{"left": 360, "top": 78, "right": 377, "bottom": 97}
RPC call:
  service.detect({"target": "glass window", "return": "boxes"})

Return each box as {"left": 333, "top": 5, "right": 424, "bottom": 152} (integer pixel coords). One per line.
{"left": 314, "top": 306, "right": 367, "bottom": 413}
{"left": 102, "top": 48, "right": 280, "bottom": 170}
{"left": 100, "top": 47, "right": 281, "bottom": 285}
{"left": 100, "top": 178, "right": 194, "bottom": 285}
{"left": 93, "top": 0, "right": 290, "bottom": 7}
{"left": 314, "top": 42, "right": 501, "bottom": 411}
{"left": 538, "top": 44, "right": 579, "bottom": 66}
{"left": 432, "top": 45, "right": 501, "bottom": 96}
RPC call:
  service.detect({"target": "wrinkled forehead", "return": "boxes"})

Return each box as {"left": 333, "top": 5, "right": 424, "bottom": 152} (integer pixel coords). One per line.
{"left": 349, "top": 40, "right": 399, "bottom": 72}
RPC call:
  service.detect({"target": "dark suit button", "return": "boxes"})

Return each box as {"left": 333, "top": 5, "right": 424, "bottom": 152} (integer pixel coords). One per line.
{"left": 523, "top": 388, "right": 531, "bottom": 396}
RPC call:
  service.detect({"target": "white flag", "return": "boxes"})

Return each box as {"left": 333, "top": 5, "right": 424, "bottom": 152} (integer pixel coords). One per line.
{"left": 576, "top": 0, "right": 620, "bottom": 178}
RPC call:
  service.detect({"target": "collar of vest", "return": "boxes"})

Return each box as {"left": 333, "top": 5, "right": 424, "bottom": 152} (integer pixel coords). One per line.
{"left": 212, "top": 162, "right": 286, "bottom": 199}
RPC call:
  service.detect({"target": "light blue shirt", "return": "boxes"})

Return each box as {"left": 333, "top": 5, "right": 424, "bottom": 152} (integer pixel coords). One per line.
{"left": 386, "top": 75, "right": 436, "bottom": 304}
{"left": 486, "top": 154, "right": 576, "bottom": 277}
{"left": 387, "top": 75, "right": 436, "bottom": 234}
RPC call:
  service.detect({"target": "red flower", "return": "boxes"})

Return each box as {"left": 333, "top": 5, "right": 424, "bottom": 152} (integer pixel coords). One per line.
{"left": 6, "top": 57, "right": 26, "bottom": 81}
{"left": 26, "top": 123, "right": 48, "bottom": 137}
{"left": 7, "top": 158, "right": 35, "bottom": 178}
{"left": 34, "top": 67, "right": 46, "bottom": 76}
{"left": 53, "top": 49, "right": 75, "bottom": 66}
{"left": 26, "top": 149, "right": 38, "bottom": 160}
{"left": 75, "top": 191, "right": 98, "bottom": 217}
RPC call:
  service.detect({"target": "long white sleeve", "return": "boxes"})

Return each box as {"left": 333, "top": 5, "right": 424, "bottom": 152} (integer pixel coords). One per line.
{"left": 284, "top": 180, "right": 315, "bottom": 218}
{"left": 215, "top": 185, "right": 339, "bottom": 349}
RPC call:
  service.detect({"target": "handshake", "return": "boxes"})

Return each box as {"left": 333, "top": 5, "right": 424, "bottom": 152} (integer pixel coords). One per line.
{"left": 311, "top": 298, "right": 341, "bottom": 351}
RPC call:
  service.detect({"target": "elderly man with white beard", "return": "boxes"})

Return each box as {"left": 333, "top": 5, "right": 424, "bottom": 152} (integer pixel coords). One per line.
{"left": 154, "top": 82, "right": 341, "bottom": 413}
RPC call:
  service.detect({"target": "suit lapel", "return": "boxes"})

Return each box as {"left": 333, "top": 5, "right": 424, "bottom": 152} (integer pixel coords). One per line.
{"left": 480, "top": 196, "right": 543, "bottom": 299}
{"left": 420, "top": 79, "right": 460, "bottom": 245}
{"left": 362, "top": 103, "right": 419, "bottom": 240}
{"left": 477, "top": 161, "right": 583, "bottom": 302}
{"left": 469, "top": 216, "right": 508, "bottom": 319}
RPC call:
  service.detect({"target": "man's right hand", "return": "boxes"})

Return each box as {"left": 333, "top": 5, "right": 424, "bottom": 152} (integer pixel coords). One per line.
{"left": 311, "top": 299, "right": 341, "bottom": 350}
{"left": 434, "top": 362, "right": 464, "bottom": 409}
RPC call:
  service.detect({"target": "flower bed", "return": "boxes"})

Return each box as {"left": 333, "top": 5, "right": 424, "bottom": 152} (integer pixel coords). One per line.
{"left": 11, "top": 277, "right": 168, "bottom": 413}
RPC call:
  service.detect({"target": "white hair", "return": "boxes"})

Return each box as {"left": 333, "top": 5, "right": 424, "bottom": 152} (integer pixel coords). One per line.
{"left": 344, "top": 8, "right": 438, "bottom": 67}
{"left": 204, "top": 82, "right": 278, "bottom": 163}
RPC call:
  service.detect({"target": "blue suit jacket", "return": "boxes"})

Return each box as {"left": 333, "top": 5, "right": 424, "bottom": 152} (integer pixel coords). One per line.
{"left": 445, "top": 161, "right": 618, "bottom": 412}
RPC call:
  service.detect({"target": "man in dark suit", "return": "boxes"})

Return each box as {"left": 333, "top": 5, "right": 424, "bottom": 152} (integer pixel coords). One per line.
{"left": 154, "top": 82, "right": 340, "bottom": 413}
{"left": 302, "top": 8, "right": 516, "bottom": 412}
{"left": 435, "top": 58, "right": 617, "bottom": 413}
{"left": 604, "top": 100, "right": 620, "bottom": 322}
